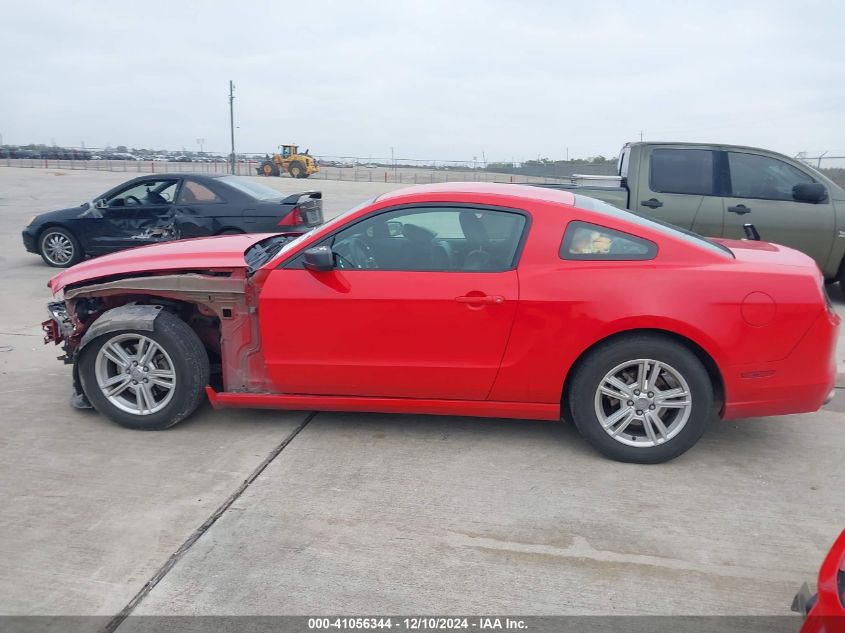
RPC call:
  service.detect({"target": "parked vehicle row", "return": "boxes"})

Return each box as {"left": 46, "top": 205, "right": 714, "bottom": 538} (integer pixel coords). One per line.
{"left": 0, "top": 147, "right": 237, "bottom": 162}
{"left": 41, "top": 182, "right": 838, "bottom": 463}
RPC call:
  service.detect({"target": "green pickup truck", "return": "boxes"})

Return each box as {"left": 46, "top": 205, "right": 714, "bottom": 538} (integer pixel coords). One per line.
{"left": 540, "top": 142, "right": 845, "bottom": 283}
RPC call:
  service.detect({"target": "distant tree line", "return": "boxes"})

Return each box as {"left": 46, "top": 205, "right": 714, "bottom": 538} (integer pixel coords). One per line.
{"left": 486, "top": 156, "right": 618, "bottom": 178}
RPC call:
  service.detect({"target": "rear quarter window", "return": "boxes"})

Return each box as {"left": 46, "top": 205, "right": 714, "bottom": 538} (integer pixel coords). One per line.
{"left": 560, "top": 221, "right": 657, "bottom": 261}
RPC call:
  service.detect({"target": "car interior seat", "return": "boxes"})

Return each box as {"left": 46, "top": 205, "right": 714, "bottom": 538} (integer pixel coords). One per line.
{"left": 402, "top": 223, "right": 439, "bottom": 270}
{"left": 178, "top": 186, "right": 199, "bottom": 204}
{"left": 145, "top": 190, "right": 168, "bottom": 205}
{"left": 369, "top": 220, "right": 406, "bottom": 268}
{"left": 459, "top": 211, "right": 495, "bottom": 271}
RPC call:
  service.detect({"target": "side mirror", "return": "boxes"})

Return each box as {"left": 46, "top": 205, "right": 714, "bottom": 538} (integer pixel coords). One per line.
{"left": 793, "top": 183, "right": 828, "bottom": 203}
{"left": 303, "top": 245, "right": 334, "bottom": 272}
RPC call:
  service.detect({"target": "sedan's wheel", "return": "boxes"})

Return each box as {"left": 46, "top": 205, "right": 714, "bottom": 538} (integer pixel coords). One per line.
{"left": 569, "top": 334, "right": 713, "bottom": 463}
{"left": 78, "top": 311, "right": 209, "bottom": 430}
{"left": 39, "top": 227, "right": 82, "bottom": 267}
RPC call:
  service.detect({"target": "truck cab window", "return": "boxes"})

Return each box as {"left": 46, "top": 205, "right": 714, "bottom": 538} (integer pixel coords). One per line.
{"left": 727, "top": 152, "right": 814, "bottom": 201}
{"left": 649, "top": 148, "right": 715, "bottom": 196}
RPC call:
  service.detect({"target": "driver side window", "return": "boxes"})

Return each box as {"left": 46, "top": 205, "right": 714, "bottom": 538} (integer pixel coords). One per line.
{"left": 107, "top": 179, "right": 178, "bottom": 207}
{"left": 328, "top": 207, "right": 527, "bottom": 272}
{"left": 727, "top": 152, "right": 814, "bottom": 201}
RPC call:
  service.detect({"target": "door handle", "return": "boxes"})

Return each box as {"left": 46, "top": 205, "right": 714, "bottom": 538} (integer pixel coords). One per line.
{"left": 728, "top": 204, "right": 751, "bottom": 215}
{"left": 455, "top": 294, "right": 505, "bottom": 305}
{"left": 641, "top": 198, "right": 663, "bottom": 209}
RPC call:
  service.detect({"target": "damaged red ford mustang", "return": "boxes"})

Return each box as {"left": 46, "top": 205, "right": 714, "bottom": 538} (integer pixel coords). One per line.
{"left": 43, "top": 183, "right": 838, "bottom": 463}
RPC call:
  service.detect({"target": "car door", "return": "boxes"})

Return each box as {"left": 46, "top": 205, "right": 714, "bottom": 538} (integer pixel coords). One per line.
{"left": 172, "top": 178, "right": 233, "bottom": 238}
{"left": 632, "top": 146, "right": 724, "bottom": 237}
{"left": 721, "top": 150, "right": 834, "bottom": 268}
{"left": 258, "top": 205, "right": 528, "bottom": 400}
{"left": 80, "top": 179, "right": 180, "bottom": 253}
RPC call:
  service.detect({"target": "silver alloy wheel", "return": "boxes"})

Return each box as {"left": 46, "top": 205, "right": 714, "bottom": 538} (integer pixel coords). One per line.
{"left": 41, "top": 231, "right": 74, "bottom": 265}
{"left": 94, "top": 333, "right": 176, "bottom": 416}
{"left": 594, "top": 358, "right": 692, "bottom": 448}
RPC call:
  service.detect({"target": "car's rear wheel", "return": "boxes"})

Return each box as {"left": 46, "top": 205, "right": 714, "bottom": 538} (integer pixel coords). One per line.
{"left": 288, "top": 161, "right": 304, "bottom": 178}
{"left": 568, "top": 334, "right": 713, "bottom": 463}
{"left": 78, "top": 311, "right": 209, "bottom": 430}
{"left": 39, "top": 227, "right": 83, "bottom": 267}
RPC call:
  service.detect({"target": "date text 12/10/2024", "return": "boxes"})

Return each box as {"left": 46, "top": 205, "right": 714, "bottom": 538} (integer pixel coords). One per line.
{"left": 308, "top": 618, "right": 527, "bottom": 630}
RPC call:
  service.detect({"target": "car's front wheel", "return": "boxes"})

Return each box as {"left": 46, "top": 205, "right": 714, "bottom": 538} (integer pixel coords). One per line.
{"left": 78, "top": 311, "right": 209, "bottom": 430}
{"left": 39, "top": 227, "right": 83, "bottom": 267}
{"left": 568, "top": 334, "right": 714, "bottom": 463}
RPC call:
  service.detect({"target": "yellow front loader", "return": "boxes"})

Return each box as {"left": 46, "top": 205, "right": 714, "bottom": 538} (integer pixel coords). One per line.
{"left": 257, "top": 144, "right": 319, "bottom": 179}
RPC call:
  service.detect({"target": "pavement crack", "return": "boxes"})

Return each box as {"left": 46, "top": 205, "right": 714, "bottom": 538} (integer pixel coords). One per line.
{"left": 100, "top": 411, "right": 317, "bottom": 633}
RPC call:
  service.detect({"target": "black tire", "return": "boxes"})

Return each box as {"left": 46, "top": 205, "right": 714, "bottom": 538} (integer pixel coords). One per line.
{"left": 288, "top": 161, "right": 305, "bottom": 178}
{"left": 568, "top": 334, "right": 714, "bottom": 464}
{"left": 38, "top": 226, "right": 83, "bottom": 268}
{"left": 78, "top": 311, "right": 210, "bottom": 431}
{"left": 217, "top": 228, "right": 244, "bottom": 235}
{"left": 260, "top": 161, "right": 279, "bottom": 177}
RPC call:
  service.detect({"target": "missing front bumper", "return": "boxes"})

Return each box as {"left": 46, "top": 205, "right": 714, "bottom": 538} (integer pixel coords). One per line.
{"left": 824, "top": 389, "right": 836, "bottom": 405}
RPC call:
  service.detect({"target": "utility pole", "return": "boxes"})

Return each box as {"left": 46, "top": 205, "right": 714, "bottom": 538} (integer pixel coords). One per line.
{"left": 196, "top": 138, "right": 205, "bottom": 154}
{"left": 639, "top": 130, "right": 643, "bottom": 142}
{"left": 229, "top": 81, "right": 236, "bottom": 175}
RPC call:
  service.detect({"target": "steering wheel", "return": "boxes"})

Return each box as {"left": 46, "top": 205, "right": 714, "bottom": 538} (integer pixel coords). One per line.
{"left": 125, "top": 195, "right": 143, "bottom": 206}
{"left": 333, "top": 236, "right": 376, "bottom": 269}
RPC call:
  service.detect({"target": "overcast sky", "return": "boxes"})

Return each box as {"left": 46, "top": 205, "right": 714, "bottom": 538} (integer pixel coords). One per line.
{"left": 1, "top": 0, "right": 843, "bottom": 162}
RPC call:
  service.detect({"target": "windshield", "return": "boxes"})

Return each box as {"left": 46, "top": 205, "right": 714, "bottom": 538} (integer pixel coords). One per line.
{"left": 245, "top": 196, "right": 378, "bottom": 272}
{"left": 219, "top": 176, "right": 284, "bottom": 200}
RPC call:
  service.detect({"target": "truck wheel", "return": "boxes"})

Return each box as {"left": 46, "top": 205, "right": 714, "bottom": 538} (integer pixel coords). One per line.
{"left": 288, "top": 161, "right": 304, "bottom": 178}
{"left": 78, "top": 311, "right": 210, "bottom": 431}
{"left": 568, "top": 334, "right": 713, "bottom": 464}
{"left": 260, "top": 161, "right": 279, "bottom": 177}
{"left": 39, "top": 227, "right": 83, "bottom": 267}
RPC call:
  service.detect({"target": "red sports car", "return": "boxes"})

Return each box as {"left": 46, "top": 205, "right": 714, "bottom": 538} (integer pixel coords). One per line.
{"left": 793, "top": 530, "right": 845, "bottom": 633}
{"left": 43, "top": 183, "right": 838, "bottom": 463}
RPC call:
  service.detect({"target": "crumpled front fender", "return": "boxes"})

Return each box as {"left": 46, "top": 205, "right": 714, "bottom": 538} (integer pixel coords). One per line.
{"left": 78, "top": 303, "right": 164, "bottom": 352}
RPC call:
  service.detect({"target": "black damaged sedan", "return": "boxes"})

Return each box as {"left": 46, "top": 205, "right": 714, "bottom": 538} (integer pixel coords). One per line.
{"left": 22, "top": 173, "right": 323, "bottom": 267}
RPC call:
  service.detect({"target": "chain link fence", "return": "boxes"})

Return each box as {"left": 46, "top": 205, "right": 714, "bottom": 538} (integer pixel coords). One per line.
{"left": 0, "top": 147, "right": 621, "bottom": 185}
{"left": 0, "top": 153, "right": 606, "bottom": 186}
{"left": 796, "top": 155, "right": 845, "bottom": 188}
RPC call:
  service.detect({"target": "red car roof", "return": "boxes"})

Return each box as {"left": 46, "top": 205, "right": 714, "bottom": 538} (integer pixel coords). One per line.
{"left": 377, "top": 182, "right": 577, "bottom": 206}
